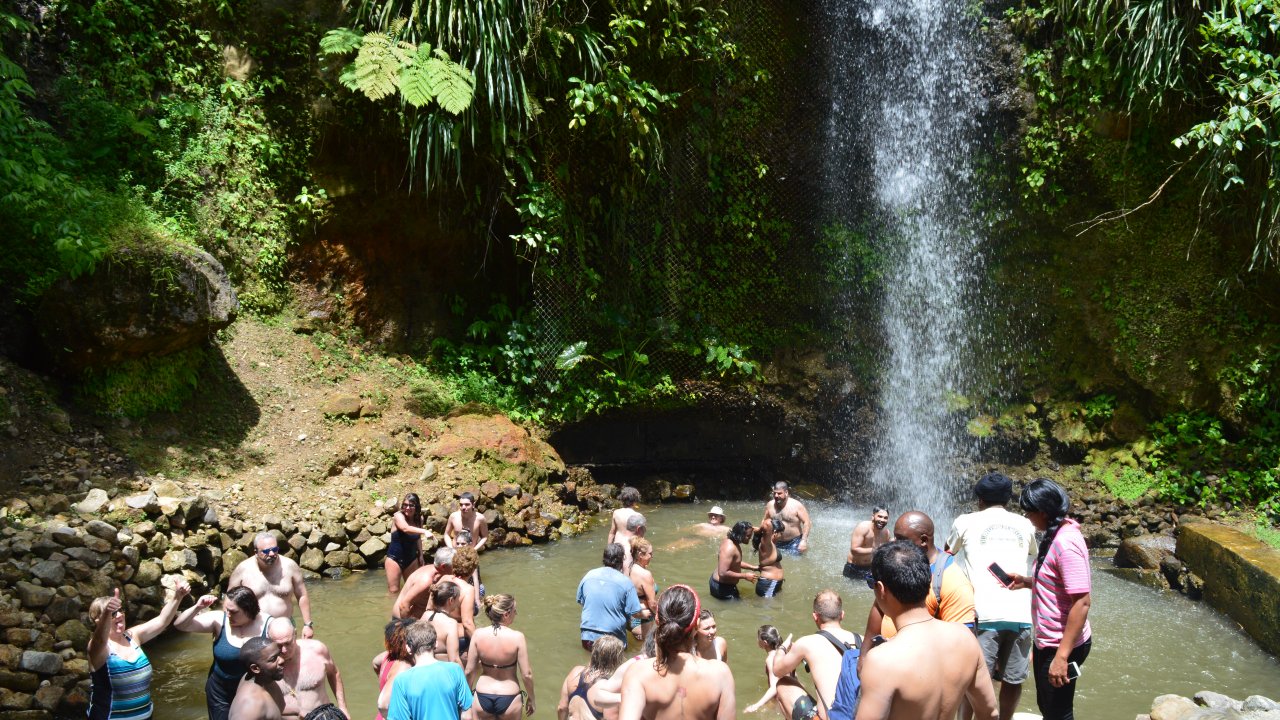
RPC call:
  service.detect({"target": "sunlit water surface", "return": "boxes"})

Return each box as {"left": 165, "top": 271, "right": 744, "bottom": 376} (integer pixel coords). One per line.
{"left": 149, "top": 502, "right": 1280, "bottom": 718}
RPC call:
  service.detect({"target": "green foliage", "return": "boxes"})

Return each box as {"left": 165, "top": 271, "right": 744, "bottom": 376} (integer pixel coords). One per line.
{"left": 1102, "top": 465, "right": 1156, "bottom": 500}
{"left": 405, "top": 373, "right": 459, "bottom": 417}
{"left": 1082, "top": 393, "right": 1116, "bottom": 429}
{"left": 1010, "top": 0, "right": 1280, "bottom": 263}
{"left": 78, "top": 347, "right": 206, "bottom": 418}
{"left": 321, "top": 24, "right": 475, "bottom": 112}
{"left": 1146, "top": 411, "right": 1280, "bottom": 512}
{"left": 1218, "top": 343, "right": 1280, "bottom": 419}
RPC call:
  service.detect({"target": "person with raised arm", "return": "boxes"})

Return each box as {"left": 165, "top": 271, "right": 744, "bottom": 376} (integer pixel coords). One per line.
{"left": 175, "top": 585, "right": 273, "bottom": 720}
{"left": 87, "top": 580, "right": 191, "bottom": 720}
{"left": 770, "top": 589, "right": 860, "bottom": 716}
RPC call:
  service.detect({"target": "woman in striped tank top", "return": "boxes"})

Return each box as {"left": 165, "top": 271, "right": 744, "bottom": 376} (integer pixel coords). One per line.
{"left": 88, "top": 579, "right": 192, "bottom": 719}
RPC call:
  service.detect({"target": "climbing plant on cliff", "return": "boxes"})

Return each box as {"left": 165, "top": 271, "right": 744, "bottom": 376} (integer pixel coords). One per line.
{"left": 1012, "top": 0, "right": 1280, "bottom": 269}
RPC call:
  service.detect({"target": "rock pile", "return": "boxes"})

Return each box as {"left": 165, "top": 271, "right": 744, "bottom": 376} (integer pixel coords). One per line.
{"left": 1139, "top": 691, "right": 1279, "bottom": 720}
{"left": 0, "top": 469, "right": 633, "bottom": 718}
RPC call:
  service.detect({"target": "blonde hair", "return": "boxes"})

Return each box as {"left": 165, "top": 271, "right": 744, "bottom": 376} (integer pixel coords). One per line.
{"left": 482, "top": 593, "right": 515, "bottom": 626}
{"left": 89, "top": 596, "right": 118, "bottom": 626}
{"left": 630, "top": 537, "right": 653, "bottom": 556}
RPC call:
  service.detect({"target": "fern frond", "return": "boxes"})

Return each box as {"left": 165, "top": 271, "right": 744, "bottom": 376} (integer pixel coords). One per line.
{"left": 426, "top": 49, "right": 476, "bottom": 115}
{"left": 319, "top": 28, "right": 364, "bottom": 56}
{"left": 338, "top": 61, "right": 360, "bottom": 92}
{"left": 353, "top": 32, "right": 402, "bottom": 101}
{"left": 400, "top": 44, "right": 437, "bottom": 108}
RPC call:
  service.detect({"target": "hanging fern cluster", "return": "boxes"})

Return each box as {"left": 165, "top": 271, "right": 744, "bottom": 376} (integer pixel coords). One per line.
{"left": 320, "top": 21, "right": 475, "bottom": 113}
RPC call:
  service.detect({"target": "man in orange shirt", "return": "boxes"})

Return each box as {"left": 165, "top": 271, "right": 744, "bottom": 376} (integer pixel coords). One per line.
{"left": 864, "top": 511, "right": 974, "bottom": 638}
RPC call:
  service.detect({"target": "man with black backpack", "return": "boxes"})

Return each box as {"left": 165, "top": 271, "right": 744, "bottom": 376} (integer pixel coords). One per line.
{"left": 771, "top": 589, "right": 862, "bottom": 718}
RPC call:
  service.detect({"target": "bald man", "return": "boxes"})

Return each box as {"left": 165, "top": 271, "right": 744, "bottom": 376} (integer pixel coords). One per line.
{"left": 865, "top": 511, "right": 974, "bottom": 639}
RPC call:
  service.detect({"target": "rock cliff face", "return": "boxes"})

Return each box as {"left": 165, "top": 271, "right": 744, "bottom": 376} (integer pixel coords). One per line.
{"left": 35, "top": 245, "right": 238, "bottom": 372}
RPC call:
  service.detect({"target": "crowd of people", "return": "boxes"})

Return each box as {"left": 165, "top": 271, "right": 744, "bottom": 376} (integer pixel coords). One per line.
{"left": 84, "top": 478, "right": 1093, "bottom": 720}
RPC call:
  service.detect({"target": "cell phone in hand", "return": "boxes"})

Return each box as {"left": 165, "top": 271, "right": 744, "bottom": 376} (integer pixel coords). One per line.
{"left": 1067, "top": 661, "right": 1082, "bottom": 681}
{"left": 988, "top": 562, "right": 1015, "bottom": 588}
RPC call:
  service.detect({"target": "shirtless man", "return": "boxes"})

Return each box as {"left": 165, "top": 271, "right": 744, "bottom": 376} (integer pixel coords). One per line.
{"left": 229, "top": 637, "right": 286, "bottom": 720}
{"left": 761, "top": 481, "right": 811, "bottom": 554}
{"left": 608, "top": 487, "right": 643, "bottom": 548}
{"left": 393, "top": 547, "right": 454, "bottom": 619}
{"left": 856, "top": 541, "right": 997, "bottom": 720}
{"left": 844, "top": 506, "right": 891, "bottom": 587}
{"left": 621, "top": 513, "right": 646, "bottom": 571}
{"left": 618, "top": 585, "right": 735, "bottom": 720}
{"left": 694, "top": 506, "right": 730, "bottom": 537}
{"left": 230, "top": 533, "right": 315, "bottom": 638}
{"left": 709, "top": 521, "right": 758, "bottom": 600}
{"left": 771, "top": 589, "right": 861, "bottom": 715}
{"left": 266, "top": 619, "right": 348, "bottom": 720}
{"left": 444, "top": 493, "right": 489, "bottom": 551}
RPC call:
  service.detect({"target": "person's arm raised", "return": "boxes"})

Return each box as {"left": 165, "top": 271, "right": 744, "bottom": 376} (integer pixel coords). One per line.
{"left": 173, "top": 594, "right": 220, "bottom": 634}
{"left": 131, "top": 579, "right": 191, "bottom": 644}
{"left": 769, "top": 636, "right": 804, "bottom": 677}
{"left": 87, "top": 589, "right": 122, "bottom": 671}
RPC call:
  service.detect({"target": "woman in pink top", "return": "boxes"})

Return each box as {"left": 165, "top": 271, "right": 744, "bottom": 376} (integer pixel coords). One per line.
{"left": 1008, "top": 478, "right": 1092, "bottom": 720}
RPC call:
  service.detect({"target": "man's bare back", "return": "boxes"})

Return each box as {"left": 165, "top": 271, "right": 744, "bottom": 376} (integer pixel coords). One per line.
{"left": 393, "top": 564, "right": 441, "bottom": 619}
{"left": 856, "top": 618, "right": 995, "bottom": 720}
{"left": 610, "top": 507, "right": 641, "bottom": 545}
{"left": 619, "top": 653, "right": 735, "bottom": 720}
{"left": 775, "top": 626, "right": 858, "bottom": 708}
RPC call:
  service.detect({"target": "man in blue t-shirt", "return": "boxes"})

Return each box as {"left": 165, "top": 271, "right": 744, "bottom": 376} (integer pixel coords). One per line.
{"left": 385, "top": 623, "right": 473, "bottom": 720}
{"left": 576, "top": 543, "right": 643, "bottom": 649}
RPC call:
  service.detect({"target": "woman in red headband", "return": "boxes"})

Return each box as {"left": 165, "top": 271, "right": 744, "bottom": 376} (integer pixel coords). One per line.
{"left": 617, "top": 585, "right": 737, "bottom": 720}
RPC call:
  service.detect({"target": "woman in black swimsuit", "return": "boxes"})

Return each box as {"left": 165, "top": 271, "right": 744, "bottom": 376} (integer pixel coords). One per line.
{"left": 465, "top": 593, "right": 534, "bottom": 719}
{"left": 385, "top": 493, "right": 432, "bottom": 594}
{"left": 752, "top": 517, "right": 785, "bottom": 597}
{"left": 556, "top": 635, "right": 624, "bottom": 720}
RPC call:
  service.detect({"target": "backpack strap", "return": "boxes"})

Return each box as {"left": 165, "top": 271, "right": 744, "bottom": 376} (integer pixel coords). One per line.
{"left": 931, "top": 553, "right": 954, "bottom": 614}
{"left": 816, "top": 630, "right": 857, "bottom": 655}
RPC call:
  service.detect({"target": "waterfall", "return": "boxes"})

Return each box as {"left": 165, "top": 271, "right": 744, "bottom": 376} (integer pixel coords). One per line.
{"left": 823, "top": 0, "right": 990, "bottom": 525}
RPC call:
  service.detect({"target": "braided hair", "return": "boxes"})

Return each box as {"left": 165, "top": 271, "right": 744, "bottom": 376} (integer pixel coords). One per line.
{"left": 1019, "top": 477, "right": 1071, "bottom": 576}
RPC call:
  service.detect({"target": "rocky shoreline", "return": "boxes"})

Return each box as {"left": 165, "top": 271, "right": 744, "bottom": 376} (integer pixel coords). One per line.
{"left": 0, "top": 468, "right": 676, "bottom": 719}
{"left": 1139, "top": 691, "right": 1279, "bottom": 720}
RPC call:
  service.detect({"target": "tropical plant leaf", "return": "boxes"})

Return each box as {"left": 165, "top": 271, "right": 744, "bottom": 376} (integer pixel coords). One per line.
{"left": 319, "top": 28, "right": 364, "bottom": 56}
{"left": 353, "top": 32, "right": 404, "bottom": 101}
{"left": 425, "top": 50, "right": 476, "bottom": 115}
{"left": 555, "top": 341, "right": 591, "bottom": 371}
{"left": 399, "top": 44, "right": 437, "bottom": 108}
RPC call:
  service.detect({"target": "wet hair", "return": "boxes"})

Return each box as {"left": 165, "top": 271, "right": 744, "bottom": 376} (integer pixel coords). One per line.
{"left": 431, "top": 580, "right": 460, "bottom": 608}
{"left": 625, "top": 513, "right": 646, "bottom": 532}
{"left": 729, "top": 521, "right": 754, "bottom": 544}
{"left": 239, "top": 636, "right": 275, "bottom": 672}
{"left": 619, "top": 487, "right": 641, "bottom": 507}
{"left": 434, "top": 546, "right": 456, "bottom": 567}
{"left": 455, "top": 530, "right": 473, "bottom": 545}
{"left": 304, "top": 704, "right": 348, "bottom": 720}
{"left": 773, "top": 481, "right": 790, "bottom": 492}
{"left": 1020, "top": 478, "right": 1071, "bottom": 574}
{"left": 654, "top": 586, "right": 699, "bottom": 673}
{"left": 89, "top": 596, "right": 121, "bottom": 626}
{"left": 584, "top": 635, "right": 625, "bottom": 683}
{"left": 698, "top": 608, "right": 714, "bottom": 622}
{"left": 872, "top": 505, "right": 888, "bottom": 515}
{"left": 758, "top": 625, "right": 783, "bottom": 650}
{"left": 458, "top": 492, "right": 476, "bottom": 505}
{"left": 224, "top": 585, "right": 260, "bottom": 620}
{"left": 405, "top": 621, "right": 438, "bottom": 656}
{"left": 451, "top": 546, "right": 479, "bottom": 577}
{"left": 603, "top": 543, "right": 626, "bottom": 571}
{"left": 383, "top": 618, "right": 415, "bottom": 662}
{"left": 630, "top": 536, "right": 653, "bottom": 557}
{"left": 401, "top": 493, "right": 422, "bottom": 524}
{"left": 812, "top": 589, "right": 842, "bottom": 621}
{"left": 872, "top": 539, "right": 931, "bottom": 604}
{"left": 482, "top": 593, "right": 516, "bottom": 626}
{"left": 752, "top": 518, "right": 784, "bottom": 550}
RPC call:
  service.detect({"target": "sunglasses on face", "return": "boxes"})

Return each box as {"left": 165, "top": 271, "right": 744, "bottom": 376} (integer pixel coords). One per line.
{"left": 259, "top": 547, "right": 280, "bottom": 556}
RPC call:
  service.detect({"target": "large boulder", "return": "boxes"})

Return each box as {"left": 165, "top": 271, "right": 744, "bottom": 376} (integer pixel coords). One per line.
{"left": 1117, "top": 533, "right": 1176, "bottom": 570}
{"left": 35, "top": 245, "right": 237, "bottom": 372}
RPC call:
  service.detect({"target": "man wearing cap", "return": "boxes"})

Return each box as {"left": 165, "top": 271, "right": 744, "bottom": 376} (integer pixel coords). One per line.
{"left": 945, "top": 472, "right": 1038, "bottom": 720}
{"left": 694, "top": 506, "right": 730, "bottom": 536}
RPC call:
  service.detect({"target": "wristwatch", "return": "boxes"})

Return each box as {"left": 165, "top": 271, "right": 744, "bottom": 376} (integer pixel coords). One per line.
{"left": 304, "top": 621, "right": 314, "bottom": 628}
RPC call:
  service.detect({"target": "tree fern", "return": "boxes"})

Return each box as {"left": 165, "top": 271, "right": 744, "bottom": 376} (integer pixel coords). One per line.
{"left": 319, "top": 28, "right": 364, "bottom": 56}
{"left": 426, "top": 49, "right": 475, "bottom": 115}
{"left": 350, "top": 32, "right": 411, "bottom": 101}
{"left": 399, "top": 44, "right": 438, "bottom": 108}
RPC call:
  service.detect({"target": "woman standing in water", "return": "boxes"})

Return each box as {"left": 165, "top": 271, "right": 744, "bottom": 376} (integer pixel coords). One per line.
{"left": 373, "top": 618, "right": 415, "bottom": 720}
{"left": 1008, "top": 478, "right": 1092, "bottom": 720}
{"left": 618, "top": 585, "right": 735, "bottom": 720}
{"left": 693, "top": 609, "right": 729, "bottom": 663}
{"left": 173, "top": 585, "right": 272, "bottom": 720}
{"left": 743, "top": 625, "right": 819, "bottom": 718}
{"left": 385, "top": 493, "right": 432, "bottom": 594}
{"left": 752, "top": 518, "right": 785, "bottom": 597}
{"left": 627, "top": 537, "right": 658, "bottom": 643}
{"left": 466, "top": 593, "right": 535, "bottom": 719}
{"left": 87, "top": 581, "right": 191, "bottom": 720}
{"left": 556, "top": 635, "right": 625, "bottom": 720}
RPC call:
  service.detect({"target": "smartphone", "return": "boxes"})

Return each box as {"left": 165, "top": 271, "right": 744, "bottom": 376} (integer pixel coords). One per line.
{"left": 988, "top": 562, "right": 1015, "bottom": 588}
{"left": 1067, "top": 661, "right": 1082, "bottom": 681}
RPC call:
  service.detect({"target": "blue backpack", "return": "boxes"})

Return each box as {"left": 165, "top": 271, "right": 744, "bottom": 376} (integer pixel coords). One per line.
{"left": 824, "top": 633, "right": 861, "bottom": 720}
